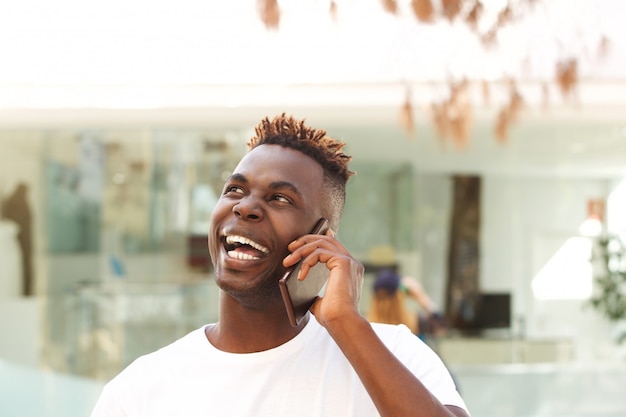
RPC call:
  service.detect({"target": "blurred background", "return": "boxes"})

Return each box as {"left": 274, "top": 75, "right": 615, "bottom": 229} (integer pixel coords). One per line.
{"left": 1, "top": 0, "right": 626, "bottom": 416}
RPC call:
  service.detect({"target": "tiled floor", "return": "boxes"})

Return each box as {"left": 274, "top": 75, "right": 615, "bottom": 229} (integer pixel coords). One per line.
{"left": 2, "top": 359, "right": 626, "bottom": 417}
{"left": 0, "top": 359, "right": 103, "bottom": 417}
{"left": 452, "top": 363, "right": 626, "bottom": 417}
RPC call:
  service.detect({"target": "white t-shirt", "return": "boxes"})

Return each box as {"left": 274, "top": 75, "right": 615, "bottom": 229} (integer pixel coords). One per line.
{"left": 90, "top": 317, "right": 467, "bottom": 417}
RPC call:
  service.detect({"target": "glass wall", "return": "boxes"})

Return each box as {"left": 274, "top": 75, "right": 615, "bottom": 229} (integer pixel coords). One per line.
{"left": 0, "top": 127, "right": 417, "bottom": 378}
{"left": 2, "top": 118, "right": 625, "bottom": 380}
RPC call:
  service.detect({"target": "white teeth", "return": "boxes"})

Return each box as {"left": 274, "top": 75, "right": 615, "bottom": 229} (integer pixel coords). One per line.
{"left": 225, "top": 235, "right": 270, "bottom": 254}
{"left": 227, "top": 251, "right": 261, "bottom": 260}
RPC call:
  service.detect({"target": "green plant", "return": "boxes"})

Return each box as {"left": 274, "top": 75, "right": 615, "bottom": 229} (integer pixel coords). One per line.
{"left": 589, "top": 233, "right": 626, "bottom": 344}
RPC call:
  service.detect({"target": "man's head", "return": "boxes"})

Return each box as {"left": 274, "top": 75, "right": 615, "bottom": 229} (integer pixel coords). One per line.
{"left": 246, "top": 113, "right": 354, "bottom": 231}
{"left": 208, "top": 114, "right": 354, "bottom": 306}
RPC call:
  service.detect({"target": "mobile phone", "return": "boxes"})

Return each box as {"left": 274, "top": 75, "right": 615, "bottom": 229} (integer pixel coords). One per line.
{"left": 279, "top": 218, "right": 330, "bottom": 327}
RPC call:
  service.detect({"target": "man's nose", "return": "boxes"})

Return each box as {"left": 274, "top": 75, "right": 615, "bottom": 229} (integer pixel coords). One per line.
{"left": 232, "top": 196, "right": 263, "bottom": 220}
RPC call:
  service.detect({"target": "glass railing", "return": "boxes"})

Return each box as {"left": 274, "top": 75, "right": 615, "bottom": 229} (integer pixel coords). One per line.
{"left": 42, "top": 280, "right": 218, "bottom": 381}
{"left": 0, "top": 358, "right": 104, "bottom": 417}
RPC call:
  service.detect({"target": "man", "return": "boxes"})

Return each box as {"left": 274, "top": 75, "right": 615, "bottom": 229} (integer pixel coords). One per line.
{"left": 90, "top": 114, "right": 469, "bottom": 417}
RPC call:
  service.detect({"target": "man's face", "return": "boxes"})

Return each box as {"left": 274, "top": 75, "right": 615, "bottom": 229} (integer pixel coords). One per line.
{"left": 208, "top": 144, "right": 325, "bottom": 304}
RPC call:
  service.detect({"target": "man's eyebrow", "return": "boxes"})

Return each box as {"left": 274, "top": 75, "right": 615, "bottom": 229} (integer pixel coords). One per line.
{"left": 226, "top": 174, "right": 303, "bottom": 199}
{"left": 227, "top": 173, "right": 247, "bottom": 184}
{"left": 269, "top": 181, "right": 303, "bottom": 199}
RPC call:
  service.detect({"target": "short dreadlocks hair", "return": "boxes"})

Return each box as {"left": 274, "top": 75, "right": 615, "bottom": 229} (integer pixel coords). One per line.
{"left": 247, "top": 113, "right": 355, "bottom": 230}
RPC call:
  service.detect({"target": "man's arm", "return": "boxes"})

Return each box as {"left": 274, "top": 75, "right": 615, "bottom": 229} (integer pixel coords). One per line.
{"left": 402, "top": 276, "right": 437, "bottom": 314}
{"left": 323, "top": 311, "right": 468, "bottom": 417}
{"left": 286, "top": 232, "right": 469, "bottom": 417}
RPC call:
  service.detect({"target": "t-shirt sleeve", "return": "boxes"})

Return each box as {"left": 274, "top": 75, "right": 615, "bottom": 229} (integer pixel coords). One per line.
{"left": 89, "top": 384, "right": 130, "bottom": 417}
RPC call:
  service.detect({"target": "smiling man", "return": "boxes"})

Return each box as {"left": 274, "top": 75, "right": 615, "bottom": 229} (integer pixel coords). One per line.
{"left": 90, "top": 113, "right": 469, "bottom": 417}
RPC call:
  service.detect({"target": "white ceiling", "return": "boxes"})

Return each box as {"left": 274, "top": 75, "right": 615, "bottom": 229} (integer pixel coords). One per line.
{"left": 0, "top": 0, "right": 624, "bottom": 178}
{"left": 1, "top": 0, "right": 625, "bottom": 102}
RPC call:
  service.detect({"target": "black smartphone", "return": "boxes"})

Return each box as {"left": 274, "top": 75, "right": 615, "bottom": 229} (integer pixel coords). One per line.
{"left": 279, "top": 218, "right": 330, "bottom": 327}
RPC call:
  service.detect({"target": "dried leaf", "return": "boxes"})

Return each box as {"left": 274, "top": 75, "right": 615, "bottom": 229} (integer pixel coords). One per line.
{"left": 481, "top": 80, "right": 490, "bottom": 106}
{"left": 382, "top": 0, "right": 398, "bottom": 14}
{"left": 493, "top": 82, "right": 524, "bottom": 144}
{"left": 496, "top": 5, "right": 513, "bottom": 28}
{"left": 494, "top": 108, "right": 509, "bottom": 143}
{"left": 507, "top": 82, "right": 523, "bottom": 122}
{"left": 431, "top": 81, "right": 472, "bottom": 149}
{"left": 465, "top": 1, "right": 483, "bottom": 30}
{"left": 541, "top": 83, "right": 550, "bottom": 110}
{"left": 598, "top": 35, "right": 610, "bottom": 60}
{"left": 329, "top": 1, "right": 338, "bottom": 21}
{"left": 400, "top": 93, "right": 415, "bottom": 139}
{"left": 411, "top": 0, "right": 434, "bottom": 23}
{"left": 431, "top": 102, "right": 448, "bottom": 139}
{"left": 480, "top": 27, "right": 498, "bottom": 48}
{"left": 442, "top": 0, "right": 462, "bottom": 21}
{"left": 507, "top": 93, "right": 523, "bottom": 123}
{"left": 455, "top": 107, "right": 472, "bottom": 149}
{"left": 451, "top": 119, "right": 468, "bottom": 149}
{"left": 555, "top": 58, "right": 578, "bottom": 99}
{"left": 257, "top": 0, "right": 280, "bottom": 30}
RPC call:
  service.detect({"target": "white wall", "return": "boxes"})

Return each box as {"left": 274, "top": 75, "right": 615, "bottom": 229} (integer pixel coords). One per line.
{"left": 480, "top": 175, "right": 617, "bottom": 360}
{"left": 414, "top": 172, "right": 622, "bottom": 361}
{"left": 0, "top": 298, "right": 41, "bottom": 367}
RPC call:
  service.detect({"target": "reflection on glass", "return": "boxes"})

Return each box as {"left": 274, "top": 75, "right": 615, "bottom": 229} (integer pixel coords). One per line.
{"left": 532, "top": 236, "right": 593, "bottom": 300}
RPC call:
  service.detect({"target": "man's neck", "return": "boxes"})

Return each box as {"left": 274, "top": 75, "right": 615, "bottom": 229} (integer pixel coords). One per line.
{"left": 205, "top": 294, "right": 309, "bottom": 353}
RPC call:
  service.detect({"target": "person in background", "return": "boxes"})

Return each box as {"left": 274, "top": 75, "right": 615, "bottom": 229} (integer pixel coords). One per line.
{"left": 1, "top": 182, "right": 33, "bottom": 296}
{"left": 90, "top": 113, "right": 469, "bottom": 417}
{"left": 367, "top": 268, "right": 447, "bottom": 345}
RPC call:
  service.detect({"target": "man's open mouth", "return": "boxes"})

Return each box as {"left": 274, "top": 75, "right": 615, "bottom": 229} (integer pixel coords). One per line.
{"left": 223, "top": 235, "right": 270, "bottom": 260}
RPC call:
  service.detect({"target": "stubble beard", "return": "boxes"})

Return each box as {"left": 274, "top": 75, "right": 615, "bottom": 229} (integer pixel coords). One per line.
{"left": 214, "top": 265, "right": 285, "bottom": 310}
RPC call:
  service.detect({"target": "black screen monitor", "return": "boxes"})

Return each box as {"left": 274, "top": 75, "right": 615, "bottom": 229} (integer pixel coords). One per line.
{"left": 472, "top": 292, "right": 511, "bottom": 330}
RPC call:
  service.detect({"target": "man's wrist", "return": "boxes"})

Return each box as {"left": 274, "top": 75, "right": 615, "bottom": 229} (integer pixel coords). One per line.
{"left": 323, "top": 309, "right": 369, "bottom": 340}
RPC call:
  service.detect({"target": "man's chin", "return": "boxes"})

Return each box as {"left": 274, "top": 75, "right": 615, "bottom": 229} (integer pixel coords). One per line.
{"left": 216, "top": 276, "right": 282, "bottom": 308}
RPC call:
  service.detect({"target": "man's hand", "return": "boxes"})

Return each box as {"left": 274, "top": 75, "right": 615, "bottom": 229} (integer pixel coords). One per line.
{"left": 283, "top": 229, "right": 364, "bottom": 327}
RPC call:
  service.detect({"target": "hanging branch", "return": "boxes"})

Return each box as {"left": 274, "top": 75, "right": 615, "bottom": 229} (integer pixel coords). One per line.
{"left": 431, "top": 80, "right": 472, "bottom": 149}
{"left": 252, "top": 0, "right": 608, "bottom": 148}
{"left": 494, "top": 80, "right": 524, "bottom": 144}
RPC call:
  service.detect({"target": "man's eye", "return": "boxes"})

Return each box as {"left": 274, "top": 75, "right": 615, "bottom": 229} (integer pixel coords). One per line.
{"left": 224, "top": 185, "right": 244, "bottom": 194}
{"left": 273, "top": 194, "right": 291, "bottom": 204}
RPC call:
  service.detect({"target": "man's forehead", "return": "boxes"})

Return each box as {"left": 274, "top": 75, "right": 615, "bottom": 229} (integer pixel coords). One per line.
{"left": 242, "top": 145, "right": 321, "bottom": 186}
{"left": 237, "top": 144, "right": 322, "bottom": 175}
